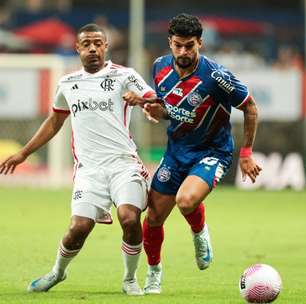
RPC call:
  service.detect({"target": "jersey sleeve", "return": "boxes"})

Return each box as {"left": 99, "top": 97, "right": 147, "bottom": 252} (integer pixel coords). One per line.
{"left": 212, "top": 66, "right": 249, "bottom": 109}
{"left": 52, "top": 82, "right": 70, "bottom": 114}
{"left": 152, "top": 58, "right": 164, "bottom": 98}
{"left": 125, "top": 68, "right": 155, "bottom": 98}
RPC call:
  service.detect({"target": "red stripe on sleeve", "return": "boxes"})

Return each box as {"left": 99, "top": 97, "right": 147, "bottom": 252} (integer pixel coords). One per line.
{"left": 53, "top": 107, "right": 70, "bottom": 114}
{"left": 143, "top": 91, "right": 155, "bottom": 98}
{"left": 236, "top": 95, "right": 253, "bottom": 109}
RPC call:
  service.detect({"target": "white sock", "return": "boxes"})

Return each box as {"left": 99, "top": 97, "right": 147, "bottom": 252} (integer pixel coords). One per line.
{"left": 52, "top": 241, "right": 80, "bottom": 277}
{"left": 121, "top": 241, "right": 142, "bottom": 282}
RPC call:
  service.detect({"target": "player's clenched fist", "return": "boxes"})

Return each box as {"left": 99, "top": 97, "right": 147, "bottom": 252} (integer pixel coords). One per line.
{"left": 122, "top": 91, "right": 146, "bottom": 106}
{"left": 143, "top": 103, "right": 168, "bottom": 123}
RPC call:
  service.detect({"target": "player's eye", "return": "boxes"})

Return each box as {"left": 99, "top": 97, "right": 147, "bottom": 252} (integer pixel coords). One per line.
{"left": 185, "top": 44, "right": 194, "bottom": 49}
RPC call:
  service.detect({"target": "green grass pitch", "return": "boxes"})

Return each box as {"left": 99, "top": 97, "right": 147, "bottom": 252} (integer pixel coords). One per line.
{"left": 0, "top": 186, "right": 305, "bottom": 304}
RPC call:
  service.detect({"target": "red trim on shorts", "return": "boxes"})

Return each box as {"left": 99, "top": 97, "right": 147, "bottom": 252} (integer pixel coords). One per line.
{"left": 123, "top": 101, "right": 128, "bottom": 127}
{"left": 71, "top": 130, "right": 78, "bottom": 180}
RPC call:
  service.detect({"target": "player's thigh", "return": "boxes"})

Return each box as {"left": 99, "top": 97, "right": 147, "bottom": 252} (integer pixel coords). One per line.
{"left": 183, "top": 154, "right": 232, "bottom": 201}
{"left": 146, "top": 189, "right": 176, "bottom": 226}
{"left": 151, "top": 153, "right": 186, "bottom": 196}
{"left": 176, "top": 175, "right": 210, "bottom": 207}
{"left": 71, "top": 167, "right": 113, "bottom": 222}
{"left": 109, "top": 157, "right": 150, "bottom": 211}
{"left": 117, "top": 203, "right": 142, "bottom": 229}
{"left": 68, "top": 214, "right": 95, "bottom": 235}
{"left": 113, "top": 179, "right": 148, "bottom": 211}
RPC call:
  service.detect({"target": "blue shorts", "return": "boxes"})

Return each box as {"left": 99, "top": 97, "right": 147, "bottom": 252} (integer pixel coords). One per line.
{"left": 151, "top": 150, "right": 232, "bottom": 195}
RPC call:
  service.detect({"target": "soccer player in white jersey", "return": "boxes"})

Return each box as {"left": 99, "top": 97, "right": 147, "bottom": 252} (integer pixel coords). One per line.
{"left": 0, "top": 23, "right": 155, "bottom": 296}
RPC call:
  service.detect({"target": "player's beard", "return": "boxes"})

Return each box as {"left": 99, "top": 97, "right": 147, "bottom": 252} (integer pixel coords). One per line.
{"left": 175, "top": 56, "right": 194, "bottom": 69}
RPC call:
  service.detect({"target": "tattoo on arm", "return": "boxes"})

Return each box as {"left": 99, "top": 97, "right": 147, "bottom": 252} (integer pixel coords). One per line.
{"left": 242, "top": 97, "right": 258, "bottom": 147}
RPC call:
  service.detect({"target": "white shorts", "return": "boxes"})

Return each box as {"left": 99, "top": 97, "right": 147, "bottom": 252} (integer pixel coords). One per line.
{"left": 71, "top": 156, "right": 149, "bottom": 223}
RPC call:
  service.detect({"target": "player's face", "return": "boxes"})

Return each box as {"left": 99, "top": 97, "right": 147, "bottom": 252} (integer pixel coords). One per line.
{"left": 169, "top": 35, "right": 202, "bottom": 69}
{"left": 76, "top": 31, "right": 108, "bottom": 73}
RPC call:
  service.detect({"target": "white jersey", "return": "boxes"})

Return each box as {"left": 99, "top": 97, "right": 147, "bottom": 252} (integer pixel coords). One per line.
{"left": 53, "top": 60, "right": 154, "bottom": 166}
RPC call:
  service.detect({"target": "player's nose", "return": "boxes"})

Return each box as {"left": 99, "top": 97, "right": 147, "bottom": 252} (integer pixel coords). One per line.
{"left": 179, "top": 47, "right": 188, "bottom": 55}
{"left": 88, "top": 43, "right": 97, "bottom": 53}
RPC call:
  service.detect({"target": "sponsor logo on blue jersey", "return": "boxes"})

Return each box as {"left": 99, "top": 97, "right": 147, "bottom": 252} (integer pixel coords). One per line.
{"left": 165, "top": 103, "right": 196, "bottom": 124}
{"left": 211, "top": 69, "right": 235, "bottom": 93}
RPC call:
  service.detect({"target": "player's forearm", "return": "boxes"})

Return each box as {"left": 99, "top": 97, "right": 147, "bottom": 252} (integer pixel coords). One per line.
{"left": 21, "top": 113, "right": 66, "bottom": 158}
{"left": 161, "top": 107, "right": 170, "bottom": 120}
{"left": 242, "top": 97, "right": 258, "bottom": 148}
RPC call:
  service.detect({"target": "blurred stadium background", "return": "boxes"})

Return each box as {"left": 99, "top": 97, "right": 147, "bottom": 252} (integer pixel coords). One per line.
{"left": 0, "top": 0, "right": 305, "bottom": 189}
{"left": 0, "top": 1, "right": 306, "bottom": 303}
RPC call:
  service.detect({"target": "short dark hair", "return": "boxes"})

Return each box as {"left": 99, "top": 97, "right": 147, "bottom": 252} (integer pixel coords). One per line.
{"left": 77, "top": 23, "right": 106, "bottom": 39}
{"left": 168, "top": 14, "right": 203, "bottom": 39}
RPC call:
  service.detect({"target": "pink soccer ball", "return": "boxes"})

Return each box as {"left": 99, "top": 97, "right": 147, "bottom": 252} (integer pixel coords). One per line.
{"left": 239, "top": 264, "right": 282, "bottom": 303}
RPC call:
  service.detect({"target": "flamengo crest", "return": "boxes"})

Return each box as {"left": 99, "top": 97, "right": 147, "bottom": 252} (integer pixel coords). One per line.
{"left": 100, "top": 77, "right": 116, "bottom": 91}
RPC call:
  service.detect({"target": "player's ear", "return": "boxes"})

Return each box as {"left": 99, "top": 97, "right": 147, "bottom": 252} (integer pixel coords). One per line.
{"left": 197, "top": 38, "right": 203, "bottom": 49}
{"left": 76, "top": 42, "right": 80, "bottom": 54}
{"left": 198, "top": 38, "right": 203, "bottom": 49}
{"left": 168, "top": 37, "right": 172, "bottom": 49}
{"left": 104, "top": 41, "right": 109, "bottom": 51}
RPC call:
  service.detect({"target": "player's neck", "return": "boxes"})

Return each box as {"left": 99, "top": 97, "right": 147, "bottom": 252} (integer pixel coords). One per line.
{"left": 175, "top": 57, "right": 199, "bottom": 79}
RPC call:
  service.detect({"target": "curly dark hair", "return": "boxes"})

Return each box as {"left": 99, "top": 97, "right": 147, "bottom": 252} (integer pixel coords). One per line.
{"left": 168, "top": 13, "right": 203, "bottom": 39}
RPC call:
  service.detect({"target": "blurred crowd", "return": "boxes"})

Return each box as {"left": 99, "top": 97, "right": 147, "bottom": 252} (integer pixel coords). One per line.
{"left": 0, "top": 0, "right": 304, "bottom": 71}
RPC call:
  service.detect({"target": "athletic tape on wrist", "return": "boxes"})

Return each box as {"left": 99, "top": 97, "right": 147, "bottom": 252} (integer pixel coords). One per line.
{"left": 240, "top": 147, "right": 252, "bottom": 158}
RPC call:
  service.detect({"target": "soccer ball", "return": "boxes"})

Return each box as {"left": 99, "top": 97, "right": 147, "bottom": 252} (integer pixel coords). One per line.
{"left": 239, "top": 264, "right": 282, "bottom": 303}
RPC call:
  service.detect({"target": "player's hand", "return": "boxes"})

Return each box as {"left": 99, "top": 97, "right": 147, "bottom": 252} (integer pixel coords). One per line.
{"left": 239, "top": 157, "right": 262, "bottom": 183}
{"left": 0, "top": 152, "right": 27, "bottom": 175}
{"left": 143, "top": 103, "right": 166, "bottom": 123}
{"left": 122, "top": 91, "right": 146, "bottom": 106}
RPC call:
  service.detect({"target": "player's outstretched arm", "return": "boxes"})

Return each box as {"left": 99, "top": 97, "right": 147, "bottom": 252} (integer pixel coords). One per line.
{"left": 123, "top": 91, "right": 169, "bottom": 123}
{"left": 122, "top": 91, "right": 159, "bottom": 106}
{"left": 239, "top": 96, "right": 262, "bottom": 183}
{"left": 142, "top": 103, "right": 169, "bottom": 123}
{"left": 0, "top": 111, "right": 69, "bottom": 175}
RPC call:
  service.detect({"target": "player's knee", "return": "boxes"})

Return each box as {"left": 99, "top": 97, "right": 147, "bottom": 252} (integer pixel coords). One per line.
{"left": 120, "top": 214, "right": 140, "bottom": 232}
{"left": 68, "top": 220, "right": 93, "bottom": 240}
{"left": 176, "top": 193, "right": 197, "bottom": 214}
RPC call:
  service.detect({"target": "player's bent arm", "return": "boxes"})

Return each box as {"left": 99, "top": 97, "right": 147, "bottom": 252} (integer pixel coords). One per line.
{"left": 122, "top": 90, "right": 169, "bottom": 121}
{"left": 0, "top": 111, "right": 68, "bottom": 174}
{"left": 20, "top": 111, "right": 69, "bottom": 158}
{"left": 238, "top": 96, "right": 262, "bottom": 182}
{"left": 123, "top": 91, "right": 159, "bottom": 106}
{"left": 240, "top": 96, "right": 258, "bottom": 149}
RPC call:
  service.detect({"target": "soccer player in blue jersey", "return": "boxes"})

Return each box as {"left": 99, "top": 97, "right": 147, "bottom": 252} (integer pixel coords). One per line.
{"left": 125, "top": 13, "right": 262, "bottom": 294}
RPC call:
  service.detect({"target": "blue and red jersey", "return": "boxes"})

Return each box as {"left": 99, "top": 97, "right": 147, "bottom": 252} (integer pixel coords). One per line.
{"left": 153, "top": 54, "right": 249, "bottom": 163}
